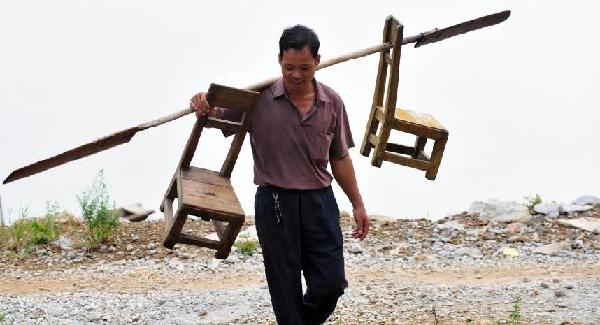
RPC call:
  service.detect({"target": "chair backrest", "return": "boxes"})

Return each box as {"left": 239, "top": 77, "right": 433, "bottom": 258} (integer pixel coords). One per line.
{"left": 178, "top": 83, "right": 260, "bottom": 178}
{"left": 375, "top": 16, "right": 404, "bottom": 125}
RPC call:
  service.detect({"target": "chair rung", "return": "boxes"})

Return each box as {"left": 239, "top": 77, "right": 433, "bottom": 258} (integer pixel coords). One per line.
{"left": 177, "top": 233, "right": 221, "bottom": 249}
{"left": 382, "top": 152, "right": 430, "bottom": 171}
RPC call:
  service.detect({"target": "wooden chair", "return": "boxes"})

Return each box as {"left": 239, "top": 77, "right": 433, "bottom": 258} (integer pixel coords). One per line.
{"left": 360, "top": 16, "right": 449, "bottom": 180}
{"left": 160, "top": 83, "right": 259, "bottom": 259}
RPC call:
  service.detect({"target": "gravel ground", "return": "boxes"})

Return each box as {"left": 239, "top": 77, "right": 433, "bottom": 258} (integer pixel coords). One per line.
{"left": 1, "top": 205, "right": 599, "bottom": 324}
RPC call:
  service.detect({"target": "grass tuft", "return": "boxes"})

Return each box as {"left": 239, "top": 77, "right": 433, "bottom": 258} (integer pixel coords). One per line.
{"left": 77, "top": 170, "right": 119, "bottom": 250}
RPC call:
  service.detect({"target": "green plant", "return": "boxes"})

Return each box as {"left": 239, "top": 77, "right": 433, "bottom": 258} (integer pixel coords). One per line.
{"left": 1, "top": 207, "right": 32, "bottom": 253}
{"left": 523, "top": 194, "right": 542, "bottom": 213}
{"left": 234, "top": 234, "right": 258, "bottom": 256}
{"left": 497, "top": 297, "right": 521, "bottom": 325}
{"left": 77, "top": 170, "right": 119, "bottom": 250}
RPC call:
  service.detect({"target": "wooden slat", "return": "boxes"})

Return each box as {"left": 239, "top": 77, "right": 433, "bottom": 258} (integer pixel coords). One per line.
{"left": 177, "top": 233, "right": 221, "bottom": 250}
{"left": 215, "top": 218, "right": 244, "bottom": 259}
{"left": 207, "top": 83, "right": 260, "bottom": 111}
{"left": 417, "top": 151, "right": 431, "bottom": 161}
{"left": 162, "top": 198, "right": 174, "bottom": 232}
{"left": 368, "top": 134, "right": 379, "bottom": 147}
{"left": 382, "top": 152, "right": 430, "bottom": 171}
{"left": 220, "top": 111, "right": 252, "bottom": 177}
{"left": 206, "top": 117, "right": 243, "bottom": 130}
{"left": 182, "top": 167, "right": 232, "bottom": 188}
{"left": 375, "top": 106, "right": 385, "bottom": 122}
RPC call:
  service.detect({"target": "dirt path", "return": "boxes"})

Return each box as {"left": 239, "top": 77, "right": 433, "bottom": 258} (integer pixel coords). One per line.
{"left": 2, "top": 262, "right": 598, "bottom": 295}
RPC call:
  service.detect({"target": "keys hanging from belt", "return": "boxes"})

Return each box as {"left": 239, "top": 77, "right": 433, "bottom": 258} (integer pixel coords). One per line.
{"left": 272, "top": 192, "right": 283, "bottom": 224}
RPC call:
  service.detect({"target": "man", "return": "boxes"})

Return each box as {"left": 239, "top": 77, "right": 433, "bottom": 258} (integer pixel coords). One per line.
{"left": 190, "top": 25, "right": 369, "bottom": 325}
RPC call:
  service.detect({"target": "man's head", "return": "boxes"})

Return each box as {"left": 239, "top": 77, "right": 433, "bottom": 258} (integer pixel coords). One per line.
{"left": 278, "top": 25, "right": 321, "bottom": 93}
{"left": 279, "top": 25, "right": 320, "bottom": 59}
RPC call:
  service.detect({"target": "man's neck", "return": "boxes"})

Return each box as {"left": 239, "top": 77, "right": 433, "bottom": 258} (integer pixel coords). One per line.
{"left": 285, "top": 79, "right": 315, "bottom": 100}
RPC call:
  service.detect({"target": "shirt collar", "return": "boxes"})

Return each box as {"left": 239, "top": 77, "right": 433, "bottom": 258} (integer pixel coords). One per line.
{"left": 272, "top": 77, "right": 331, "bottom": 103}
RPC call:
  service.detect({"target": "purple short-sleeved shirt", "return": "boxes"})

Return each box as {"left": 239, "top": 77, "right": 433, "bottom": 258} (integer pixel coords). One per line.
{"left": 220, "top": 77, "right": 354, "bottom": 190}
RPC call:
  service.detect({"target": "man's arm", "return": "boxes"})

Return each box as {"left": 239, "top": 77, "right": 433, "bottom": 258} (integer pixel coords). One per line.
{"left": 331, "top": 153, "right": 369, "bottom": 240}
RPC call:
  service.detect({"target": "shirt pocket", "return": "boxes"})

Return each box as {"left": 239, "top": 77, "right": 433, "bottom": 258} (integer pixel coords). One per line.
{"left": 307, "top": 129, "right": 333, "bottom": 166}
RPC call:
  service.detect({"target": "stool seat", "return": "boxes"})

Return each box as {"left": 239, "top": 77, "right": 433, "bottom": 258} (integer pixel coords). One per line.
{"left": 180, "top": 167, "right": 244, "bottom": 220}
{"left": 394, "top": 108, "right": 446, "bottom": 132}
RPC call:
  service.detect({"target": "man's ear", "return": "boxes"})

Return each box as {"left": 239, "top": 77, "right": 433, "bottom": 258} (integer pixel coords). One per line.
{"left": 315, "top": 54, "right": 321, "bottom": 66}
{"left": 278, "top": 53, "right": 282, "bottom": 64}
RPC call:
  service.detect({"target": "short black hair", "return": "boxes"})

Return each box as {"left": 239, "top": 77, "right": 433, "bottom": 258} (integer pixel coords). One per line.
{"left": 279, "top": 25, "right": 320, "bottom": 59}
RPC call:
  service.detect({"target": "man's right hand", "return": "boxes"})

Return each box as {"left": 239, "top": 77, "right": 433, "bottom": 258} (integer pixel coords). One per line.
{"left": 190, "top": 92, "right": 212, "bottom": 117}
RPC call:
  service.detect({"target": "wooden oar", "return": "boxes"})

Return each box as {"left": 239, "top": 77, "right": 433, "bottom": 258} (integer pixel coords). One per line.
{"left": 3, "top": 10, "right": 510, "bottom": 185}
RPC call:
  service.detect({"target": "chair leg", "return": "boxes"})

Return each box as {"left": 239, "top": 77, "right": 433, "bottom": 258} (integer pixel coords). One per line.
{"left": 413, "top": 136, "right": 427, "bottom": 159}
{"left": 163, "top": 207, "right": 188, "bottom": 249}
{"left": 371, "top": 123, "right": 392, "bottom": 168}
{"left": 425, "top": 138, "right": 448, "bottom": 180}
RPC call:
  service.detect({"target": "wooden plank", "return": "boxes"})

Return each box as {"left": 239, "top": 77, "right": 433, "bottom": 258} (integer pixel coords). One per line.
{"left": 413, "top": 137, "right": 428, "bottom": 159}
{"left": 372, "top": 20, "right": 404, "bottom": 168}
{"left": 382, "top": 152, "right": 430, "bottom": 171}
{"left": 426, "top": 138, "right": 448, "bottom": 180}
{"left": 182, "top": 192, "right": 244, "bottom": 217}
{"left": 368, "top": 134, "right": 379, "bottom": 147}
{"left": 383, "top": 53, "right": 392, "bottom": 65}
{"left": 177, "top": 233, "right": 221, "bottom": 250}
{"left": 360, "top": 16, "right": 393, "bottom": 157}
{"left": 182, "top": 167, "right": 232, "bottom": 188}
{"left": 185, "top": 208, "right": 244, "bottom": 222}
{"left": 182, "top": 178, "right": 240, "bottom": 203}
{"left": 207, "top": 83, "right": 260, "bottom": 111}
{"left": 160, "top": 174, "right": 177, "bottom": 212}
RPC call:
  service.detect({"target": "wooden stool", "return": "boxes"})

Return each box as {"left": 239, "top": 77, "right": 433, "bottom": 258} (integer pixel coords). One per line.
{"left": 360, "top": 16, "right": 449, "bottom": 180}
{"left": 160, "top": 83, "right": 259, "bottom": 259}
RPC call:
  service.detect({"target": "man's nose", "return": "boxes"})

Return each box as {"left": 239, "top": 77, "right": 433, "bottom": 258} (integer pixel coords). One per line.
{"left": 291, "top": 71, "right": 301, "bottom": 79}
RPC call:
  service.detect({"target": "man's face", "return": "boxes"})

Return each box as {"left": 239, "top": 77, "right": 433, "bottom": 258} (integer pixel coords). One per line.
{"left": 279, "top": 46, "right": 320, "bottom": 92}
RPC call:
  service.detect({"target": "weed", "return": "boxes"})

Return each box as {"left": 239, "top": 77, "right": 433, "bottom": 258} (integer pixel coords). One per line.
{"left": 523, "top": 194, "right": 542, "bottom": 214}
{"left": 77, "top": 170, "right": 119, "bottom": 250}
{"left": 234, "top": 233, "right": 258, "bottom": 256}
{"left": 497, "top": 296, "right": 522, "bottom": 325}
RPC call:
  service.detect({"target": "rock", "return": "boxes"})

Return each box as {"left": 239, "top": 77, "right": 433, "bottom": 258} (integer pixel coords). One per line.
{"left": 501, "top": 247, "right": 519, "bottom": 258}
{"left": 120, "top": 203, "right": 155, "bottom": 222}
{"left": 51, "top": 236, "right": 74, "bottom": 250}
{"left": 349, "top": 243, "right": 363, "bottom": 254}
{"left": 557, "top": 217, "right": 600, "bottom": 232}
{"left": 560, "top": 204, "right": 593, "bottom": 214}
{"left": 126, "top": 244, "right": 135, "bottom": 252}
{"left": 565, "top": 284, "right": 574, "bottom": 289}
{"left": 454, "top": 247, "right": 483, "bottom": 258}
{"left": 235, "top": 226, "right": 259, "bottom": 244}
{"left": 533, "top": 202, "right": 560, "bottom": 218}
{"left": 540, "top": 282, "right": 550, "bottom": 289}
{"left": 532, "top": 242, "right": 571, "bottom": 255}
{"left": 554, "top": 290, "right": 566, "bottom": 298}
{"left": 147, "top": 243, "right": 157, "bottom": 250}
{"left": 469, "top": 199, "right": 532, "bottom": 223}
{"left": 506, "top": 222, "right": 527, "bottom": 234}
{"left": 572, "top": 195, "right": 600, "bottom": 206}
{"left": 436, "top": 220, "right": 465, "bottom": 232}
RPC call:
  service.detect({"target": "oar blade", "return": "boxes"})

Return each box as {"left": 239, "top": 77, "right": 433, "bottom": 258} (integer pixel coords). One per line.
{"left": 3, "top": 127, "right": 139, "bottom": 184}
{"left": 415, "top": 10, "right": 511, "bottom": 48}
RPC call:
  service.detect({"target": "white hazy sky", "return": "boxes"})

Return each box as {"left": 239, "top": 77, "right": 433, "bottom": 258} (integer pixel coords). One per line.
{"left": 1, "top": 0, "right": 599, "bottom": 223}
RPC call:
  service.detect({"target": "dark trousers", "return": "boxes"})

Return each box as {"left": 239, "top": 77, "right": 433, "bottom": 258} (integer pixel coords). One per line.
{"left": 255, "top": 186, "right": 347, "bottom": 325}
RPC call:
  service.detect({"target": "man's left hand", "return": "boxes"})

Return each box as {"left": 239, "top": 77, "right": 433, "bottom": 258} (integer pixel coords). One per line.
{"left": 352, "top": 206, "right": 369, "bottom": 240}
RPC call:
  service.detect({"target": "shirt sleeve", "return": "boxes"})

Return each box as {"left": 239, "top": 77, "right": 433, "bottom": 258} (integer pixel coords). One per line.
{"left": 329, "top": 101, "right": 355, "bottom": 159}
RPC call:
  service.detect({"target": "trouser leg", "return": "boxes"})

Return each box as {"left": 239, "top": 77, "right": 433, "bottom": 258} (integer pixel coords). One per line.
{"left": 255, "top": 187, "right": 304, "bottom": 325}
{"left": 301, "top": 187, "right": 347, "bottom": 325}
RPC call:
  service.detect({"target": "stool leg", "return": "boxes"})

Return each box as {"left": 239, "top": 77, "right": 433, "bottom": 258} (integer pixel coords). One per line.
{"left": 425, "top": 138, "right": 447, "bottom": 180}
{"left": 371, "top": 124, "right": 392, "bottom": 168}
